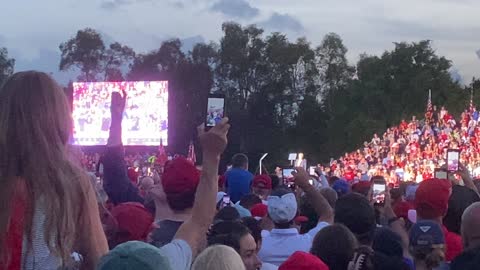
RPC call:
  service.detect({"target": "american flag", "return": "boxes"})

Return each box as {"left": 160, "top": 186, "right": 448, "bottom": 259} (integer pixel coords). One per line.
{"left": 425, "top": 89, "right": 433, "bottom": 125}
{"left": 187, "top": 140, "right": 196, "bottom": 165}
{"left": 469, "top": 89, "right": 474, "bottom": 113}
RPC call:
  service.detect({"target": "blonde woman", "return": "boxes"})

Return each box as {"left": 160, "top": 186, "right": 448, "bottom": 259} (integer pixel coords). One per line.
{"left": 192, "top": 245, "right": 246, "bottom": 270}
{"left": 0, "top": 71, "right": 108, "bottom": 269}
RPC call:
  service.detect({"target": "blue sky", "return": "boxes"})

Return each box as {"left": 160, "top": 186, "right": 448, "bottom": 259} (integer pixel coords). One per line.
{"left": 1, "top": 0, "right": 479, "bottom": 84}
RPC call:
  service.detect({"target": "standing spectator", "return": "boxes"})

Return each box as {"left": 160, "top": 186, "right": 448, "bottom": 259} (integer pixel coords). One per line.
{"left": 226, "top": 154, "right": 254, "bottom": 203}
{"left": 259, "top": 168, "right": 333, "bottom": 266}
{"left": 409, "top": 221, "right": 446, "bottom": 270}
{"left": 334, "top": 193, "right": 376, "bottom": 246}
{"left": 252, "top": 175, "right": 273, "bottom": 201}
{"left": 278, "top": 251, "right": 329, "bottom": 270}
{"left": 414, "top": 179, "right": 463, "bottom": 262}
{"left": 150, "top": 157, "right": 200, "bottom": 248}
{"left": 207, "top": 221, "right": 262, "bottom": 270}
{"left": 193, "top": 245, "right": 246, "bottom": 270}
{"left": 0, "top": 71, "right": 108, "bottom": 269}
{"left": 258, "top": 188, "right": 312, "bottom": 266}
{"left": 108, "top": 202, "right": 154, "bottom": 248}
{"left": 310, "top": 224, "right": 358, "bottom": 270}
{"left": 451, "top": 202, "right": 480, "bottom": 270}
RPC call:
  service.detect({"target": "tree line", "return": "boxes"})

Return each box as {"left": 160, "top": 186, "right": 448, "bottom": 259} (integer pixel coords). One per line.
{"left": 1, "top": 23, "right": 479, "bottom": 166}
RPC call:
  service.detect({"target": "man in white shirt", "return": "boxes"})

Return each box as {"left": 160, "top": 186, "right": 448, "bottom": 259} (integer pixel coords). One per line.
{"left": 258, "top": 168, "right": 333, "bottom": 266}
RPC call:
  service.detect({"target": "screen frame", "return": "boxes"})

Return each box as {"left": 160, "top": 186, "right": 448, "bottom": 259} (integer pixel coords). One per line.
{"left": 71, "top": 80, "right": 168, "bottom": 146}
{"left": 206, "top": 94, "right": 225, "bottom": 127}
{"left": 446, "top": 149, "right": 460, "bottom": 172}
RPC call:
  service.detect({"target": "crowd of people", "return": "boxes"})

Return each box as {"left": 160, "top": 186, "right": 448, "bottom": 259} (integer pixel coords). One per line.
{"left": 2, "top": 70, "right": 480, "bottom": 270}
{"left": 328, "top": 106, "right": 480, "bottom": 186}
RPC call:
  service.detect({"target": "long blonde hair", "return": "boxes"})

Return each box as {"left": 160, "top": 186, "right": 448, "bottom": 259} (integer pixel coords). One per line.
{"left": 192, "top": 245, "right": 246, "bottom": 270}
{"left": 0, "top": 71, "right": 90, "bottom": 265}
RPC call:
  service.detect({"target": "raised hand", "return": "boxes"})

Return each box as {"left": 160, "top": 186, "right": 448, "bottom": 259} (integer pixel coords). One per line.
{"left": 110, "top": 90, "right": 127, "bottom": 118}
{"left": 198, "top": 118, "right": 230, "bottom": 157}
{"left": 293, "top": 167, "right": 310, "bottom": 189}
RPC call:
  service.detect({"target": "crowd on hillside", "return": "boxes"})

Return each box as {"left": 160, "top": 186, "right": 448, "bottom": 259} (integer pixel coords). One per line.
{"left": 2, "top": 71, "right": 480, "bottom": 270}
{"left": 328, "top": 106, "right": 480, "bottom": 186}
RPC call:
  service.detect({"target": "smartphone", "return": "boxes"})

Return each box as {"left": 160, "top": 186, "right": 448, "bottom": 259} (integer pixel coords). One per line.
{"left": 282, "top": 168, "right": 295, "bottom": 180}
{"left": 447, "top": 149, "right": 460, "bottom": 172}
{"left": 372, "top": 177, "right": 387, "bottom": 205}
{"left": 222, "top": 195, "right": 231, "bottom": 208}
{"left": 206, "top": 94, "right": 225, "bottom": 127}
{"left": 223, "top": 195, "right": 231, "bottom": 205}
{"left": 434, "top": 169, "right": 448, "bottom": 180}
{"left": 309, "top": 166, "right": 316, "bottom": 175}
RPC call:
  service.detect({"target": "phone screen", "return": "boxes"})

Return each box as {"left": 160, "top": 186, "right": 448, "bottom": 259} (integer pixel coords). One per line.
{"left": 206, "top": 97, "right": 225, "bottom": 127}
{"left": 447, "top": 151, "right": 460, "bottom": 172}
{"left": 223, "top": 195, "right": 230, "bottom": 204}
{"left": 434, "top": 170, "right": 448, "bottom": 180}
{"left": 373, "top": 183, "right": 386, "bottom": 204}
{"left": 283, "top": 168, "right": 295, "bottom": 180}
{"left": 309, "top": 166, "right": 316, "bottom": 175}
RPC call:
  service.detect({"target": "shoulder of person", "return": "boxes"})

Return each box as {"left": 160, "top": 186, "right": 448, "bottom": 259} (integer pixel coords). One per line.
{"left": 159, "top": 239, "right": 192, "bottom": 270}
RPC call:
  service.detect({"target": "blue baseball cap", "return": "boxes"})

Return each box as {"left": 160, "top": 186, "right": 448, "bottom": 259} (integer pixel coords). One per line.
{"left": 409, "top": 221, "right": 445, "bottom": 248}
{"left": 332, "top": 179, "right": 350, "bottom": 197}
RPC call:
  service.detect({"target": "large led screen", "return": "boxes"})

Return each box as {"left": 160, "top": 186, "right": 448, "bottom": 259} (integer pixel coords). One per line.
{"left": 72, "top": 81, "right": 168, "bottom": 146}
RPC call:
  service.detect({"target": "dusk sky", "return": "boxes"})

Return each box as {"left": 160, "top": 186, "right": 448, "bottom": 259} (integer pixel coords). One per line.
{"left": 1, "top": 0, "right": 479, "bottom": 84}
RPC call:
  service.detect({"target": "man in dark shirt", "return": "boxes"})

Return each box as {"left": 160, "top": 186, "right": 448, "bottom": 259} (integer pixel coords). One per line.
{"left": 149, "top": 157, "right": 200, "bottom": 247}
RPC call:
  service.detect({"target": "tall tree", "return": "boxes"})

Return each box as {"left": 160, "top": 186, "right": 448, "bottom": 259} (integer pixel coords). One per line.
{"left": 316, "top": 33, "right": 354, "bottom": 113}
{"left": 59, "top": 28, "right": 105, "bottom": 81}
{"left": 0, "top": 47, "right": 15, "bottom": 86}
{"left": 103, "top": 42, "right": 135, "bottom": 81}
{"left": 59, "top": 28, "right": 135, "bottom": 81}
{"left": 216, "top": 22, "right": 268, "bottom": 153}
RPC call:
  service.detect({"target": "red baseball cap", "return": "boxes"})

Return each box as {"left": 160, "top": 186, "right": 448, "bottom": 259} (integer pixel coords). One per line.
{"left": 111, "top": 202, "right": 154, "bottom": 242}
{"left": 414, "top": 178, "right": 452, "bottom": 219}
{"left": 279, "top": 251, "right": 329, "bottom": 270}
{"left": 250, "top": 203, "right": 268, "bottom": 218}
{"left": 394, "top": 201, "right": 414, "bottom": 219}
{"left": 252, "top": 175, "right": 272, "bottom": 190}
{"left": 127, "top": 168, "right": 138, "bottom": 184}
{"left": 352, "top": 181, "right": 371, "bottom": 196}
{"left": 162, "top": 157, "right": 200, "bottom": 194}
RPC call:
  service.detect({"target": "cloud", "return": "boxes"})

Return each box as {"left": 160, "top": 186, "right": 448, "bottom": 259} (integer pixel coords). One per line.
{"left": 170, "top": 1, "right": 185, "bottom": 9}
{"left": 375, "top": 18, "right": 480, "bottom": 42}
{"left": 181, "top": 35, "right": 205, "bottom": 52}
{"left": 100, "top": 0, "right": 131, "bottom": 10}
{"left": 476, "top": 49, "right": 480, "bottom": 60}
{"left": 100, "top": 0, "right": 153, "bottom": 10}
{"left": 449, "top": 67, "right": 463, "bottom": 84}
{"left": 211, "top": 0, "right": 259, "bottom": 19}
{"left": 260, "top": 12, "right": 304, "bottom": 33}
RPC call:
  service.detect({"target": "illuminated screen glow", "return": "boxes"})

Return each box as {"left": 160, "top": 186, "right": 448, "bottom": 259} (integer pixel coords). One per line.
{"left": 72, "top": 81, "right": 168, "bottom": 146}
